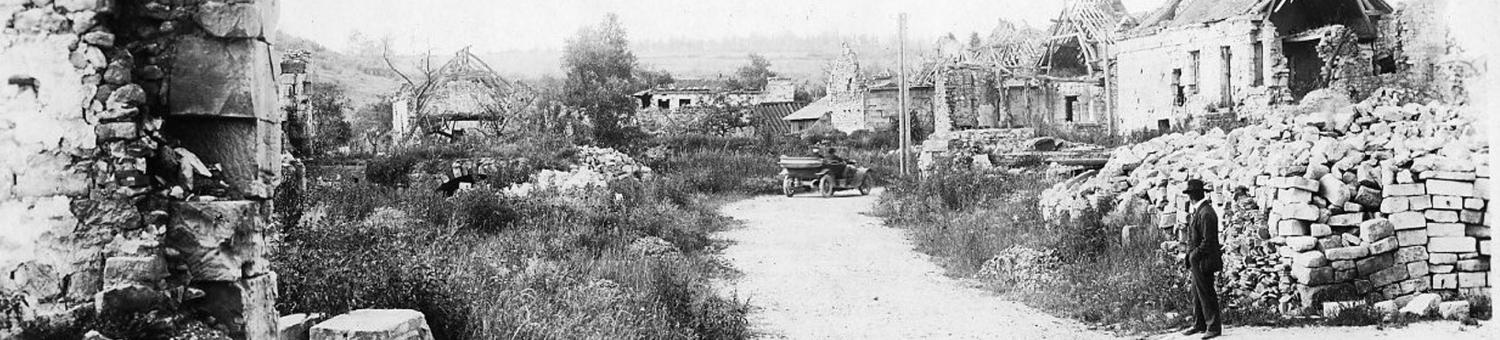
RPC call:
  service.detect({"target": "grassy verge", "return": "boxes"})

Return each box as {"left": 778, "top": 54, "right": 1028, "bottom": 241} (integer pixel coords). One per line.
{"left": 875, "top": 166, "right": 1192, "bottom": 334}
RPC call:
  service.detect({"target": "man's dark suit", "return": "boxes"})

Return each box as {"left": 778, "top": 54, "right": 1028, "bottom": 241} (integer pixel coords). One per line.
{"left": 1185, "top": 199, "right": 1222, "bottom": 333}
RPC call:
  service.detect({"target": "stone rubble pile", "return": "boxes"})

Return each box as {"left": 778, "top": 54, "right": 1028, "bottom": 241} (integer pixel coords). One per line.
{"left": 574, "top": 146, "right": 654, "bottom": 179}
{"left": 1041, "top": 88, "right": 1490, "bottom": 315}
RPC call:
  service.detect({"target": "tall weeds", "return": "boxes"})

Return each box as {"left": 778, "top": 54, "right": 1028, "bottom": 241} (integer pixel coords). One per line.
{"left": 876, "top": 166, "right": 1191, "bottom": 333}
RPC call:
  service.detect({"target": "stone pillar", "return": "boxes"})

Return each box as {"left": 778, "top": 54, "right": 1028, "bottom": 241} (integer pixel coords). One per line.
{"left": 932, "top": 67, "right": 953, "bottom": 137}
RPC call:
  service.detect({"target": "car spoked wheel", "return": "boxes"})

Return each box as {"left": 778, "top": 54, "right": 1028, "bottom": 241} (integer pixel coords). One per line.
{"left": 819, "top": 174, "right": 835, "bottom": 198}
{"left": 782, "top": 176, "right": 796, "bottom": 197}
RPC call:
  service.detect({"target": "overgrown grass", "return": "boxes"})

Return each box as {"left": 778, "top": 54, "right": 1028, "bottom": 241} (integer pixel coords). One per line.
{"left": 875, "top": 166, "right": 1192, "bottom": 334}
{"left": 274, "top": 172, "right": 750, "bottom": 339}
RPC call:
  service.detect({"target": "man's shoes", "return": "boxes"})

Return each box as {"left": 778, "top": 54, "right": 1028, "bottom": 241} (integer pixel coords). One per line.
{"left": 1201, "top": 330, "right": 1221, "bottom": 339}
{"left": 1181, "top": 328, "right": 1205, "bottom": 336}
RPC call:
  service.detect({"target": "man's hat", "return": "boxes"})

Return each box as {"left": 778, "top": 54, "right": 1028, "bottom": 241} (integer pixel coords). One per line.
{"left": 1183, "top": 179, "right": 1213, "bottom": 194}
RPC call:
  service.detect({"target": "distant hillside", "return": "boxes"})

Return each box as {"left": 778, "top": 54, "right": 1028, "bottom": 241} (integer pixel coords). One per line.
{"left": 275, "top": 32, "right": 403, "bottom": 114}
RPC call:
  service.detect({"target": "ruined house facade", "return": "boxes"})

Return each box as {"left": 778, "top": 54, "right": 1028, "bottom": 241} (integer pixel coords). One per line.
{"left": 926, "top": 1, "right": 1124, "bottom": 143}
{"left": 1114, "top": 0, "right": 1397, "bottom": 134}
{"left": 785, "top": 46, "right": 934, "bottom": 134}
{"left": 2, "top": 0, "right": 283, "bottom": 337}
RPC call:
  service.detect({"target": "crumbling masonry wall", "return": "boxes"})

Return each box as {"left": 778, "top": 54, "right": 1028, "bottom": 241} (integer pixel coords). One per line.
{"left": 1114, "top": 17, "right": 1282, "bottom": 134}
{"left": 2, "top": 0, "right": 282, "bottom": 338}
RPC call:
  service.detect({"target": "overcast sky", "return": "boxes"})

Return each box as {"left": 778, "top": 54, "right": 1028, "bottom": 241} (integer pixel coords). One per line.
{"left": 281, "top": 0, "right": 1174, "bottom": 54}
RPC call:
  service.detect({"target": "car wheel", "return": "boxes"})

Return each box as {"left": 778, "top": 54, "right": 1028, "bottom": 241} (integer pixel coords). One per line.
{"left": 819, "top": 174, "right": 835, "bottom": 198}
{"left": 782, "top": 176, "right": 796, "bottom": 197}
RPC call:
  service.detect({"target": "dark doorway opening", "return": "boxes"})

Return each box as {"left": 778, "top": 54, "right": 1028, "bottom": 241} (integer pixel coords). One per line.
{"left": 1064, "top": 95, "right": 1079, "bottom": 122}
{"left": 1284, "top": 40, "right": 1324, "bottom": 100}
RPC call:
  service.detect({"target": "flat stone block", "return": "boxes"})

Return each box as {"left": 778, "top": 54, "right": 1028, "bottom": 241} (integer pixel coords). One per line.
{"left": 1326, "top": 245, "right": 1370, "bottom": 261}
{"left": 1278, "top": 219, "right": 1310, "bottom": 236}
{"left": 1427, "top": 180, "right": 1475, "bottom": 197}
{"left": 1384, "top": 183, "right": 1426, "bottom": 197}
{"left": 188, "top": 273, "right": 278, "bottom": 340}
{"left": 1406, "top": 261, "right": 1429, "bottom": 277}
{"left": 1396, "top": 229, "right": 1428, "bottom": 246}
{"left": 1370, "top": 237, "right": 1399, "bottom": 254}
{"left": 103, "top": 256, "right": 166, "bottom": 287}
{"left": 1469, "top": 225, "right": 1492, "bottom": 238}
{"left": 1458, "top": 272, "right": 1486, "bottom": 288}
{"left": 1456, "top": 258, "right": 1489, "bottom": 272}
{"left": 1371, "top": 265, "right": 1409, "bottom": 287}
{"left": 1460, "top": 210, "right": 1483, "bottom": 224}
{"left": 1362, "top": 218, "right": 1397, "bottom": 241}
{"left": 1327, "top": 213, "right": 1362, "bottom": 227}
{"left": 1409, "top": 195, "right": 1433, "bottom": 211}
{"left": 1438, "top": 301, "right": 1471, "bottom": 320}
{"left": 1399, "top": 293, "right": 1441, "bottom": 316}
{"left": 1429, "top": 223, "right": 1467, "bottom": 237}
{"left": 1293, "top": 250, "right": 1329, "bottom": 268}
{"left": 1381, "top": 197, "right": 1409, "bottom": 214}
{"left": 1463, "top": 197, "right": 1485, "bottom": 210}
{"left": 1429, "top": 237, "right": 1478, "bottom": 253}
{"left": 1395, "top": 246, "right": 1429, "bottom": 263}
{"left": 1421, "top": 171, "right": 1478, "bottom": 181}
{"left": 1357, "top": 253, "right": 1396, "bottom": 276}
{"left": 1311, "top": 223, "right": 1334, "bottom": 237}
{"left": 1432, "top": 195, "right": 1463, "bottom": 210}
{"left": 1425, "top": 210, "right": 1459, "bottom": 223}
{"left": 1429, "top": 253, "right": 1458, "bottom": 265}
{"left": 1287, "top": 236, "right": 1319, "bottom": 252}
{"left": 1433, "top": 273, "right": 1459, "bottom": 289}
{"left": 311, "top": 309, "right": 434, "bottom": 340}
{"left": 1388, "top": 212, "right": 1426, "bottom": 230}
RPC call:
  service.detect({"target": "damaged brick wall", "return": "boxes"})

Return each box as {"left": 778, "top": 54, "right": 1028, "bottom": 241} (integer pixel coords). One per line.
{"left": 1, "top": 0, "right": 282, "bottom": 338}
{"left": 1114, "top": 17, "right": 1278, "bottom": 134}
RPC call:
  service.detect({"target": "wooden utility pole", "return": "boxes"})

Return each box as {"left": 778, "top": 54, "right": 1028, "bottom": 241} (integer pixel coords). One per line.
{"left": 898, "top": 13, "right": 911, "bottom": 176}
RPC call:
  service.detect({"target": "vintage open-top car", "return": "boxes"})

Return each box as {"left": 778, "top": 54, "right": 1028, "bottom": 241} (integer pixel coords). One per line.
{"left": 777, "top": 156, "right": 871, "bottom": 197}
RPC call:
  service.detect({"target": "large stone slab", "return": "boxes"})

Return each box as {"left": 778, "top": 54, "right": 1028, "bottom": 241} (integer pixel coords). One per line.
{"left": 196, "top": 1, "right": 268, "bottom": 38}
{"left": 165, "top": 201, "right": 269, "bottom": 282}
{"left": 1387, "top": 212, "right": 1426, "bottom": 230}
{"left": 1399, "top": 293, "right": 1441, "bottom": 316}
{"left": 169, "top": 35, "right": 278, "bottom": 119}
{"left": 311, "top": 309, "right": 434, "bottom": 340}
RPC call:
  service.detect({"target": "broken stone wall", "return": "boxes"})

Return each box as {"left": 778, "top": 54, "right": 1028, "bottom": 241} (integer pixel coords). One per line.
{"left": 1, "top": 0, "right": 283, "bottom": 337}
{"left": 861, "top": 87, "right": 933, "bottom": 134}
{"left": 1114, "top": 16, "right": 1279, "bottom": 135}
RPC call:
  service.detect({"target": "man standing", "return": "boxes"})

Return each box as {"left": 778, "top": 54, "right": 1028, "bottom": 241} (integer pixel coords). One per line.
{"left": 1181, "top": 179, "right": 1222, "bottom": 339}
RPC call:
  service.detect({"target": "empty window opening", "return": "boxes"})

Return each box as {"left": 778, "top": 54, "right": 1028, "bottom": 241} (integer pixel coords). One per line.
{"left": 1220, "top": 46, "right": 1233, "bottom": 108}
{"left": 1172, "top": 69, "right": 1185, "bottom": 107}
{"left": 679, "top": 99, "right": 692, "bottom": 107}
{"left": 1375, "top": 53, "right": 1398, "bottom": 74}
{"left": 1158, "top": 119, "right": 1171, "bottom": 132}
{"left": 1253, "top": 42, "right": 1265, "bottom": 86}
{"left": 1064, "top": 96, "right": 1078, "bottom": 122}
{"left": 656, "top": 99, "right": 670, "bottom": 109}
{"left": 1189, "top": 50, "right": 1201, "bottom": 94}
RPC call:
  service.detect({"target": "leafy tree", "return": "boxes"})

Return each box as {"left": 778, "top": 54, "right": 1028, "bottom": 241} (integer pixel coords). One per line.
{"left": 307, "top": 81, "right": 354, "bottom": 156}
{"left": 563, "top": 13, "right": 646, "bottom": 148}
{"left": 728, "top": 53, "right": 775, "bottom": 90}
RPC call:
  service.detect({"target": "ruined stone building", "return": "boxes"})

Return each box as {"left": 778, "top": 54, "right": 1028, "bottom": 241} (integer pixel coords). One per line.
{"left": 1114, "top": 0, "right": 1397, "bottom": 133}
{"left": 2, "top": 0, "right": 284, "bottom": 338}
{"left": 392, "top": 47, "right": 530, "bottom": 142}
{"left": 633, "top": 77, "right": 795, "bottom": 111}
{"left": 925, "top": 1, "right": 1127, "bottom": 143}
{"left": 784, "top": 45, "right": 935, "bottom": 134}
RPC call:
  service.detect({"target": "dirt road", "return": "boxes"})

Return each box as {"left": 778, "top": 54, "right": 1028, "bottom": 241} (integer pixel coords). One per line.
{"left": 717, "top": 189, "right": 1493, "bottom": 340}
{"left": 718, "top": 188, "right": 1117, "bottom": 339}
